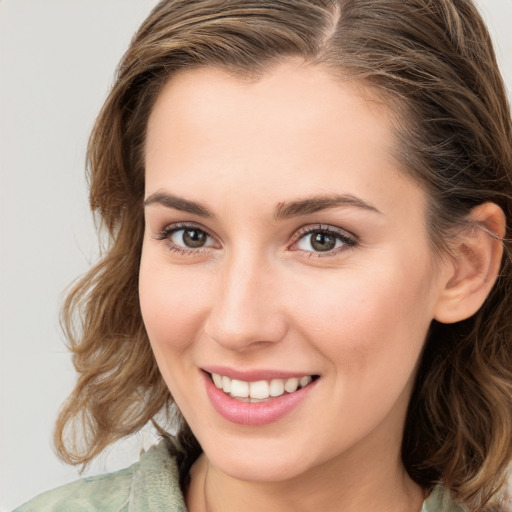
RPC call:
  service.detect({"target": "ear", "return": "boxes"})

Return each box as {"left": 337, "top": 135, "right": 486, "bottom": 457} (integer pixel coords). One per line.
{"left": 434, "top": 202, "right": 506, "bottom": 324}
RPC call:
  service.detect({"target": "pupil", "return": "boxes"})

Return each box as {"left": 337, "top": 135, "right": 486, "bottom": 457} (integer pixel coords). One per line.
{"left": 183, "top": 229, "right": 206, "bottom": 248}
{"left": 311, "top": 231, "right": 336, "bottom": 252}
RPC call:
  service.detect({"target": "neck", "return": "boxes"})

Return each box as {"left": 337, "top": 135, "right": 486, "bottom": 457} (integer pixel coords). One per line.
{"left": 187, "top": 444, "right": 425, "bottom": 512}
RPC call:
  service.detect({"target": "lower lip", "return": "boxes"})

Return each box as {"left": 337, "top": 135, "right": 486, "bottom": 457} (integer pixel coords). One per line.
{"left": 202, "top": 372, "right": 318, "bottom": 426}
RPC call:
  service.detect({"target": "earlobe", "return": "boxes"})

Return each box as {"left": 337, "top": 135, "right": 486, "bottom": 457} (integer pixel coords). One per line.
{"left": 434, "top": 202, "right": 506, "bottom": 324}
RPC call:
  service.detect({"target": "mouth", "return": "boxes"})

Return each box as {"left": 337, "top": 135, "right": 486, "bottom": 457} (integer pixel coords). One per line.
{"left": 208, "top": 372, "right": 319, "bottom": 402}
{"left": 202, "top": 369, "right": 320, "bottom": 425}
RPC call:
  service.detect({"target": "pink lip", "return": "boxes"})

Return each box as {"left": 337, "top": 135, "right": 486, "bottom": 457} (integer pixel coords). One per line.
{"left": 202, "top": 365, "right": 315, "bottom": 382}
{"left": 201, "top": 370, "right": 318, "bottom": 426}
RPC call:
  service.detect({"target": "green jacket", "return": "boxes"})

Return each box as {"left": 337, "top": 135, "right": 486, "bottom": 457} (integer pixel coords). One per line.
{"left": 14, "top": 442, "right": 467, "bottom": 512}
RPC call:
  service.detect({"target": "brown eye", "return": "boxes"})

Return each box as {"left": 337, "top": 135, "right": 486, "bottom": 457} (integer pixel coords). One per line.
{"left": 310, "top": 231, "right": 337, "bottom": 252}
{"left": 295, "top": 227, "right": 356, "bottom": 255}
{"left": 182, "top": 228, "right": 208, "bottom": 247}
{"left": 169, "top": 227, "right": 215, "bottom": 249}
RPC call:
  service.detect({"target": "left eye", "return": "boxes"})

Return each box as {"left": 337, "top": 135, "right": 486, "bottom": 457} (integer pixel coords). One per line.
{"left": 295, "top": 229, "right": 354, "bottom": 253}
{"left": 169, "top": 227, "right": 215, "bottom": 249}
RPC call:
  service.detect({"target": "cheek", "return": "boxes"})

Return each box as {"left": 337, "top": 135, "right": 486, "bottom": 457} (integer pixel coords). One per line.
{"left": 139, "top": 251, "right": 210, "bottom": 356}
{"left": 287, "top": 256, "right": 435, "bottom": 377}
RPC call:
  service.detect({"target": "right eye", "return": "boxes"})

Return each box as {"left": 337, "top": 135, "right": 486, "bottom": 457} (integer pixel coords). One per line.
{"left": 170, "top": 227, "right": 214, "bottom": 248}
{"left": 156, "top": 223, "right": 218, "bottom": 254}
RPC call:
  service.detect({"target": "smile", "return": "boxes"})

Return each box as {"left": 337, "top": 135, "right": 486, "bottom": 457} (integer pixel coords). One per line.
{"left": 211, "top": 373, "right": 315, "bottom": 401}
{"left": 202, "top": 370, "right": 320, "bottom": 425}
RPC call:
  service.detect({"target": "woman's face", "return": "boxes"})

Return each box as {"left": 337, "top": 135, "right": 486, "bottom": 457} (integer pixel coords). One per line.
{"left": 140, "top": 61, "right": 449, "bottom": 482}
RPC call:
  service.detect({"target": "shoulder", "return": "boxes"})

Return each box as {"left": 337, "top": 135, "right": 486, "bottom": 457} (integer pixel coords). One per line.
{"left": 422, "top": 486, "right": 469, "bottom": 512}
{"left": 12, "top": 468, "right": 133, "bottom": 512}
{"left": 13, "top": 441, "right": 188, "bottom": 512}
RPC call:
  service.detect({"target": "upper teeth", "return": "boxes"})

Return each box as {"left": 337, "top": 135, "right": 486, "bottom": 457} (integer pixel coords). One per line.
{"left": 211, "top": 373, "right": 313, "bottom": 400}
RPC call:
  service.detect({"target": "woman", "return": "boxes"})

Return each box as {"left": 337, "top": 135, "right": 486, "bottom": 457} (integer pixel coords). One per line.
{"left": 15, "top": 0, "right": 512, "bottom": 511}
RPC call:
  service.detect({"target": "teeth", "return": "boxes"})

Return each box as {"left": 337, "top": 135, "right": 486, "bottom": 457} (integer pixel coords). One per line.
{"left": 222, "top": 375, "right": 231, "bottom": 393}
{"left": 212, "top": 373, "right": 223, "bottom": 388}
{"left": 230, "top": 379, "right": 249, "bottom": 398}
{"left": 269, "top": 379, "right": 285, "bottom": 397}
{"left": 300, "top": 376, "right": 312, "bottom": 387}
{"left": 284, "top": 377, "right": 299, "bottom": 393}
{"left": 250, "top": 380, "right": 269, "bottom": 399}
{"left": 211, "top": 373, "right": 315, "bottom": 400}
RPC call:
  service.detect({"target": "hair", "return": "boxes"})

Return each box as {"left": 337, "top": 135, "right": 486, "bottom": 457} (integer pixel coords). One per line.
{"left": 54, "top": 1, "right": 512, "bottom": 510}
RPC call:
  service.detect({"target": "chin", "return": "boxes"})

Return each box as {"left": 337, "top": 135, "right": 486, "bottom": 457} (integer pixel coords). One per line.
{"left": 215, "top": 455, "right": 306, "bottom": 483}
{"left": 199, "top": 434, "right": 314, "bottom": 483}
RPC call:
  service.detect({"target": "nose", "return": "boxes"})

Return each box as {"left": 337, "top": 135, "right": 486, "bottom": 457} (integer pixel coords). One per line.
{"left": 203, "top": 249, "right": 288, "bottom": 352}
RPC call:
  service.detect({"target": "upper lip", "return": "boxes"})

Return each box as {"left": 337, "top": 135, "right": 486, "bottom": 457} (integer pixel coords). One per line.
{"left": 201, "top": 365, "right": 318, "bottom": 381}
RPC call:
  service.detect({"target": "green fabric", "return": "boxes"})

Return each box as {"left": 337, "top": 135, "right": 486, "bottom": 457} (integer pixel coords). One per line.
{"left": 14, "top": 441, "right": 466, "bottom": 511}
{"left": 422, "top": 485, "right": 468, "bottom": 512}
{"left": 13, "top": 442, "right": 187, "bottom": 512}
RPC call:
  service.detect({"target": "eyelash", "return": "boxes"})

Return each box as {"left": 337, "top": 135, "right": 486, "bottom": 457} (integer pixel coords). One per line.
{"left": 155, "top": 222, "right": 217, "bottom": 256}
{"left": 291, "top": 224, "right": 358, "bottom": 257}
{"left": 155, "top": 222, "right": 358, "bottom": 258}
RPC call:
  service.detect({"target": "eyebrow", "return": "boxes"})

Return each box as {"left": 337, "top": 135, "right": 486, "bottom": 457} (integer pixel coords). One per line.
{"left": 144, "top": 192, "right": 214, "bottom": 217}
{"left": 274, "top": 194, "right": 382, "bottom": 220}
{"left": 144, "top": 191, "right": 381, "bottom": 219}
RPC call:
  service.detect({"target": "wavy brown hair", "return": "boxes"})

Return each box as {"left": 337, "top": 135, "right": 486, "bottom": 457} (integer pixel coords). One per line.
{"left": 55, "top": 0, "right": 512, "bottom": 510}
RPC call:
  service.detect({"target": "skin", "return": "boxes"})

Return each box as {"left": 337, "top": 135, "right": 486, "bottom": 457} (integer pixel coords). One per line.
{"left": 139, "top": 60, "right": 458, "bottom": 512}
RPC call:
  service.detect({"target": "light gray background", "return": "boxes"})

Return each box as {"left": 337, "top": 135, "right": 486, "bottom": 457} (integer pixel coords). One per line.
{"left": 1, "top": 1, "right": 511, "bottom": 510}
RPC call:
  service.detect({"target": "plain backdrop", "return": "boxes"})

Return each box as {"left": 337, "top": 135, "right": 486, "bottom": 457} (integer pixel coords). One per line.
{"left": 1, "top": 0, "right": 511, "bottom": 510}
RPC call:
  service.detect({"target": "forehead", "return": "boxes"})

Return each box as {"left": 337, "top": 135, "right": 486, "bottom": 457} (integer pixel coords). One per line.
{"left": 146, "top": 61, "right": 393, "bottom": 151}
{"left": 144, "top": 61, "right": 423, "bottom": 220}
